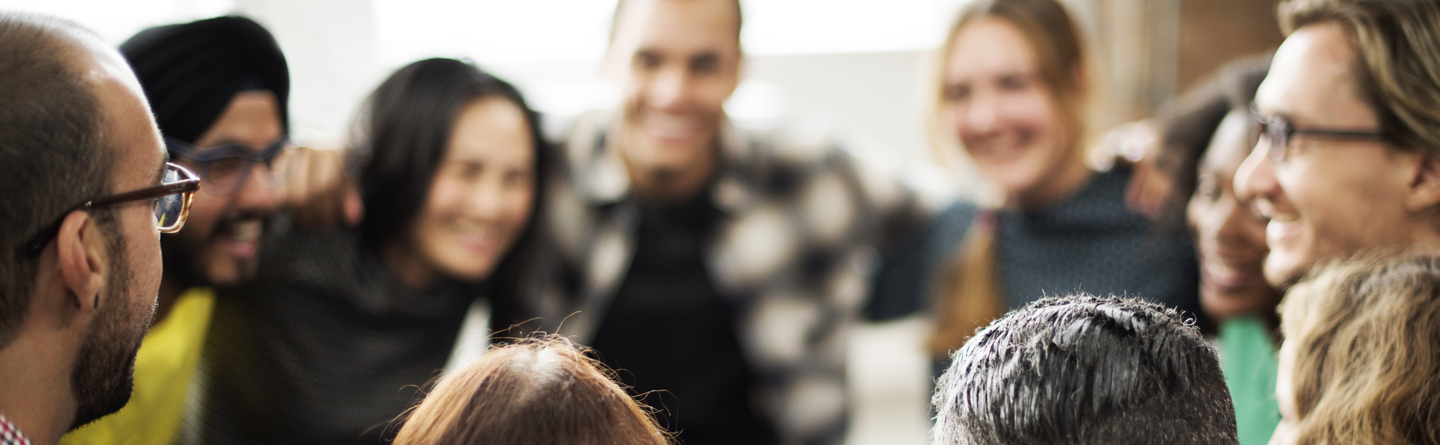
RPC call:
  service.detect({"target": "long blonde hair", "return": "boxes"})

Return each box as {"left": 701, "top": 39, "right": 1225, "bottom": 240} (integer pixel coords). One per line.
{"left": 927, "top": 0, "right": 1093, "bottom": 357}
{"left": 392, "top": 336, "right": 670, "bottom": 445}
{"left": 1280, "top": 250, "right": 1440, "bottom": 445}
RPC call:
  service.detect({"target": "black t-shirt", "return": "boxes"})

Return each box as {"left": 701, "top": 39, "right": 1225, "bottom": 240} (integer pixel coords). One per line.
{"left": 590, "top": 195, "right": 778, "bottom": 445}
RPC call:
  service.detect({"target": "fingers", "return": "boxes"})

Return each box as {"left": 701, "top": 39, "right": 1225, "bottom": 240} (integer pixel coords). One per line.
{"left": 1124, "top": 160, "right": 1173, "bottom": 220}
{"left": 277, "top": 146, "right": 316, "bottom": 211}
{"left": 343, "top": 185, "right": 364, "bottom": 226}
{"left": 279, "top": 146, "right": 357, "bottom": 229}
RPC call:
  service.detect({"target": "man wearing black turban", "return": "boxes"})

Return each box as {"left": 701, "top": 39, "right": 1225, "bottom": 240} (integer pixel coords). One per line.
{"left": 61, "top": 15, "right": 289, "bottom": 445}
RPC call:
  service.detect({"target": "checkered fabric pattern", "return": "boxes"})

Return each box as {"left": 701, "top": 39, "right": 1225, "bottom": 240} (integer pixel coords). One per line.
{"left": 536, "top": 111, "right": 931, "bottom": 445}
{"left": 0, "top": 414, "right": 32, "bottom": 445}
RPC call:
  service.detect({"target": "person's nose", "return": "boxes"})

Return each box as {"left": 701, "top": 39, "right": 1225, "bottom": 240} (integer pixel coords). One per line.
{"left": 235, "top": 164, "right": 281, "bottom": 214}
{"left": 1214, "top": 193, "right": 1254, "bottom": 247}
{"left": 960, "top": 90, "right": 998, "bottom": 135}
{"left": 463, "top": 175, "right": 506, "bottom": 221}
{"left": 646, "top": 65, "right": 691, "bottom": 111}
{"left": 1234, "top": 141, "right": 1278, "bottom": 206}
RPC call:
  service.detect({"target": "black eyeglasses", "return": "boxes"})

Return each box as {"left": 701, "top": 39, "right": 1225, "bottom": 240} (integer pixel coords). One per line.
{"left": 17, "top": 163, "right": 201, "bottom": 258}
{"left": 1251, "top": 104, "right": 1387, "bottom": 164}
{"left": 165, "top": 135, "right": 296, "bottom": 196}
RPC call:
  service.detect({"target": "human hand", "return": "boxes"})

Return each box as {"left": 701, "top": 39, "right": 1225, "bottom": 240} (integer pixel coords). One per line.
{"left": 1097, "top": 120, "right": 1170, "bottom": 220}
{"left": 275, "top": 143, "right": 362, "bottom": 228}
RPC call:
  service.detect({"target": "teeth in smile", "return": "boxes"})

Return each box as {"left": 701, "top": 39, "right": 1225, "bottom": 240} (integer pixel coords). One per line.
{"left": 967, "top": 133, "right": 1028, "bottom": 159}
{"left": 453, "top": 221, "right": 494, "bottom": 237}
{"left": 645, "top": 114, "right": 702, "bottom": 139}
{"left": 230, "top": 220, "right": 262, "bottom": 242}
{"left": 1266, "top": 219, "right": 1294, "bottom": 240}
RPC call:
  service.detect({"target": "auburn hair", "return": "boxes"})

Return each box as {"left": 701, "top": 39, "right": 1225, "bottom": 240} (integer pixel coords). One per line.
{"left": 392, "top": 336, "right": 671, "bottom": 445}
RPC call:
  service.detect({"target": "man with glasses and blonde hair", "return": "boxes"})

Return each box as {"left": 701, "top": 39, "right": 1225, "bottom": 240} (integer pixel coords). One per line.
{"left": 0, "top": 11, "right": 199, "bottom": 445}
{"left": 61, "top": 15, "right": 291, "bottom": 445}
{"left": 1236, "top": 0, "right": 1440, "bottom": 289}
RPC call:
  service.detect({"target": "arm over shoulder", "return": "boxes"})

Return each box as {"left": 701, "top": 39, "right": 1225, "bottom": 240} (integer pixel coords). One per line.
{"left": 866, "top": 201, "right": 978, "bottom": 321}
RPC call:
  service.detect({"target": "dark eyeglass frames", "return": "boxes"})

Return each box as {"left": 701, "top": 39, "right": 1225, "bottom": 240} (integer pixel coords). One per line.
{"left": 17, "top": 163, "right": 201, "bottom": 257}
{"left": 165, "top": 135, "right": 297, "bottom": 196}
{"left": 1251, "top": 104, "right": 1387, "bottom": 164}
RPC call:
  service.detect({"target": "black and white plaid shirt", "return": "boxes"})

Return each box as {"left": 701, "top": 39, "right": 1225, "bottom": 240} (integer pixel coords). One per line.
{"left": 536, "top": 111, "right": 932, "bottom": 445}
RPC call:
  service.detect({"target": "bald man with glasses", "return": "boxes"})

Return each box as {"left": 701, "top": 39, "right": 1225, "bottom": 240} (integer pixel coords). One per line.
{"left": 61, "top": 15, "right": 292, "bottom": 445}
{"left": 0, "top": 12, "right": 198, "bottom": 445}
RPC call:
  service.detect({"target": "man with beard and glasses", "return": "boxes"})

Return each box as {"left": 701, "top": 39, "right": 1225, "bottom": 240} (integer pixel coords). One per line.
{"left": 534, "top": 0, "right": 931, "bottom": 443}
{"left": 0, "top": 11, "right": 199, "bottom": 445}
{"left": 61, "top": 16, "right": 289, "bottom": 445}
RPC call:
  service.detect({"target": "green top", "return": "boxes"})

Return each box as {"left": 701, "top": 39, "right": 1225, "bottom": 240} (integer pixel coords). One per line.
{"left": 1218, "top": 315, "right": 1282, "bottom": 445}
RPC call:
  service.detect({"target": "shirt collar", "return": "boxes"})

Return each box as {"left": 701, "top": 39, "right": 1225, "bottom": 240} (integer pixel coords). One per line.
{"left": 0, "top": 414, "right": 33, "bottom": 445}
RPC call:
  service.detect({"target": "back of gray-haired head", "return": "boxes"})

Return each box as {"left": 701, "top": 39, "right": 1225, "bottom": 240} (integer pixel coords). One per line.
{"left": 932, "top": 295, "right": 1237, "bottom": 445}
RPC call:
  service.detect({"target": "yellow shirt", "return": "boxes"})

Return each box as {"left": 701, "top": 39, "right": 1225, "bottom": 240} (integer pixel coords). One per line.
{"left": 61, "top": 288, "right": 215, "bottom": 445}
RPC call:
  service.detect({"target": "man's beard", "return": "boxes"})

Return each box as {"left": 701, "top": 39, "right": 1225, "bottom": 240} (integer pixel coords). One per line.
{"left": 69, "top": 234, "right": 147, "bottom": 430}
{"left": 160, "top": 228, "right": 202, "bottom": 290}
{"left": 160, "top": 211, "right": 269, "bottom": 290}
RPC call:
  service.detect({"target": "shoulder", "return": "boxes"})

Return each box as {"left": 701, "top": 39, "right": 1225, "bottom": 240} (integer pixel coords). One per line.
{"left": 1025, "top": 167, "right": 1147, "bottom": 231}
{"left": 730, "top": 123, "right": 924, "bottom": 211}
{"left": 736, "top": 123, "right": 842, "bottom": 166}
{"left": 935, "top": 200, "right": 981, "bottom": 229}
{"left": 884, "top": 200, "right": 979, "bottom": 269}
{"left": 921, "top": 200, "right": 981, "bottom": 248}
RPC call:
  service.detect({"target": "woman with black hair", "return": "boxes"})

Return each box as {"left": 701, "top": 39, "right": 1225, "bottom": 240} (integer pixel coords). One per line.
{"left": 1157, "top": 54, "right": 1278, "bottom": 445}
{"left": 190, "top": 58, "right": 546, "bottom": 445}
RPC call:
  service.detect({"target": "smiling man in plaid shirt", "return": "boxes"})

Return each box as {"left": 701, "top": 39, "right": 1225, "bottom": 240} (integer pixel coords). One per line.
{"left": 532, "top": 1, "right": 932, "bottom": 444}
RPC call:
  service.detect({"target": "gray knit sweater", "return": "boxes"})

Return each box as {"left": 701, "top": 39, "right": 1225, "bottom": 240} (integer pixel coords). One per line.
{"left": 869, "top": 169, "right": 1203, "bottom": 329}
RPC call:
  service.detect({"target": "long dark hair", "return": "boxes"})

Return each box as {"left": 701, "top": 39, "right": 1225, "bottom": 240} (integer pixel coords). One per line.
{"left": 1154, "top": 53, "right": 1271, "bottom": 233}
{"left": 352, "top": 57, "right": 547, "bottom": 326}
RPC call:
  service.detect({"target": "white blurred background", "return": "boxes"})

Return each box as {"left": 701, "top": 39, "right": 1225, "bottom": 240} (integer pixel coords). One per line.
{"left": 0, "top": 0, "right": 982, "bottom": 159}
{"left": 0, "top": 1, "right": 961, "bottom": 442}
{"left": 0, "top": 1, "right": 1285, "bottom": 443}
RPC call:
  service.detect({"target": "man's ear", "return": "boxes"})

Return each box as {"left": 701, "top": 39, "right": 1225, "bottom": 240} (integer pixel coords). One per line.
{"left": 54, "top": 210, "right": 107, "bottom": 312}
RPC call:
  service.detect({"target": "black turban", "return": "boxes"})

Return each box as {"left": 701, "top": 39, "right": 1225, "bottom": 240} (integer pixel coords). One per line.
{"left": 120, "top": 16, "right": 290, "bottom": 146}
